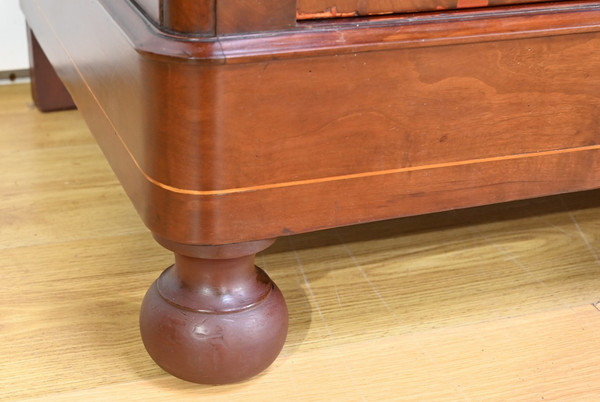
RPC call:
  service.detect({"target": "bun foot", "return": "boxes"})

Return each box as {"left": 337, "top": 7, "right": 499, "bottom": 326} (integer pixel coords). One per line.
{"left": 140, "top": 238, "right": 288, "bottom": 384}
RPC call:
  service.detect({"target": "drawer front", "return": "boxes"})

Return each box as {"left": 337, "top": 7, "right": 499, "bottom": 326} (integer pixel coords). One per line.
{"left": 297, "top": 0, "right": 565, "bottom": 19}
{"left": 131, "top": 0, "right": 574, "bottom": 34}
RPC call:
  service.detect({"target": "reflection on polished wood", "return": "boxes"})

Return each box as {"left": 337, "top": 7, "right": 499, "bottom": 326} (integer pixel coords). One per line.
{"left": 2, "top": 83, "right": 600, "bottom": 399}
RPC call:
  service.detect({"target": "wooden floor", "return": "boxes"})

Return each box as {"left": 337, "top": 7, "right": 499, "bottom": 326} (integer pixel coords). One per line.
{"left": 2, "top": 83, "right": 600, "bottom": 400}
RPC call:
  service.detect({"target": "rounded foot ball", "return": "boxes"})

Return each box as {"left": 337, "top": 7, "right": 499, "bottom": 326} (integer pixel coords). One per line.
{"left": 139, "top": 241, "right": 288, "bottom": 384}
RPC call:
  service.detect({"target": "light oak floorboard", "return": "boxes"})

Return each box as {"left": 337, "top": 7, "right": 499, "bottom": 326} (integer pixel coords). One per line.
{"left": 1, "top": 84, "right": 600, "bottom": 400}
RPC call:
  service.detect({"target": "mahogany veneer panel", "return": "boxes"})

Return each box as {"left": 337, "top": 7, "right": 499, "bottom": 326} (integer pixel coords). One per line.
{"left": 21, "top": 0, "right": 600, "bottom": 245}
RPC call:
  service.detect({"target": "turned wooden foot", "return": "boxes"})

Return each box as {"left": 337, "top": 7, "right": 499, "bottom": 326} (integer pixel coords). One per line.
{"left": 139, "top": 237, "right": 288, "bottom": 384}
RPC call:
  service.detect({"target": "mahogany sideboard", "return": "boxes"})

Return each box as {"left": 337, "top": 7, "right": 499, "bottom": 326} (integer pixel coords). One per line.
{"left": 21, "top": 0, "right": 600, "bottom": 384}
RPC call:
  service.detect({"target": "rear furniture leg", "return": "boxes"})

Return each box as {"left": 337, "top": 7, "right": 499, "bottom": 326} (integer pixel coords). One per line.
{"left": 27, "top": 28, "right": 75, "bottom": 112}
{"left": 139, "top": 237, "right": 288, "bottom": 384}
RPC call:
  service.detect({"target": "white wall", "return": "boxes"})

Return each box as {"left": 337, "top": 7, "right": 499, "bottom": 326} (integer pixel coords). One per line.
{"left": 0, "top": 0, "right": 29, "bottom": 72}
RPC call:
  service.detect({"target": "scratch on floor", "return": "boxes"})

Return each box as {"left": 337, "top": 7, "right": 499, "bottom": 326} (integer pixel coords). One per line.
{"left": 533, "top": 216, "right": 572, "bottom": 237}
{"left": 468, "top": 226, "right": 572, "bottom": 309}
{"left": 287, "top": 236, "right": 368, "bottom": 401}
{"left": 333, "top": 229, "right": 398, "bottom": 318}
{"left": 333, "top": 229, "right": 472, "bottom": 401}
{"left": 330, "top": 266, "right": 343, "bottom": 308}
{"left": 288, "top": 237, "right": 331, "bottom": 336}
{"left": 568, "top": 211, "right": 600, "bottom": 269}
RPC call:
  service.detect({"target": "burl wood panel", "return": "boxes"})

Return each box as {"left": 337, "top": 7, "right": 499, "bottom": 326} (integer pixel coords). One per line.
{"left": 297, "top": 0, "right": 565, "bottom": 19}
